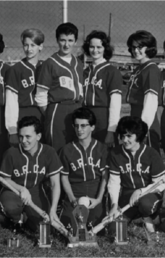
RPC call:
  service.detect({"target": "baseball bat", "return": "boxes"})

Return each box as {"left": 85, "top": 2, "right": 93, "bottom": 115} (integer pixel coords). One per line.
{"left": 0, "top": 176, "right": 50, "bottom": 221}
{"left": 90, "top": 177, "right": 165, "bottom": 235}
{"left": 0, "top": 176, "right": 69, "bottom": 237}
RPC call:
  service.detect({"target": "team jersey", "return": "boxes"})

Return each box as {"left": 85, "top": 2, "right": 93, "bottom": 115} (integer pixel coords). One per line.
{"left": 60, "top": 139, "right": 108, "bottom": 183}
{"left": 0, "top": 143, "right": 63, "bottom": 189}
{"left": 5, "top": 58, "right": 43, "bottom": 107}
{"left": 108, "top": 144, "right": 165, "bottom": 190}
{"left": 126, "top": 60, "right": 162, "bottom": 106}
{"left": 36, "top": 52, "right": 83, "bottom": 103}
{"left": 0, "top": 61, "right": 9, "bottom": 106}
{"left": 83, "top": 61, "right": 122, "bottom": 107}
{"left": 160, "top": 69, "right": 165, "bottom": 106}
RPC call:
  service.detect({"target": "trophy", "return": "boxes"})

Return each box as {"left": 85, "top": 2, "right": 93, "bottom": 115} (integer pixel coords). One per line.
{"left": 67, "top": 204, "right": 98, "bottom": 248}
{"left": 38, "top": 221, "right": 52, "bottom": 248}
{"left": 8, "top": 229, "right": 20, "bottom": 248}
{"left": 115, "top": 215, "right": 129, "bottom": 245}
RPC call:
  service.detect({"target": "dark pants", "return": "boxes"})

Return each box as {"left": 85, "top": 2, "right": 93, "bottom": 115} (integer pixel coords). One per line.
{"left": 119, "top": 189, "right": 162, "bottom": 221}
{"left": 44, "top": 102, "right": 81, "bottom": 153}
{"left": 86, "top": 106, "right": 108, "bottom": 143}
{"left": 0, "top": 186, "right": 49, "bottom": 231}
{"left": 131, "top": 105, "right": 161, "bottom": 154}
{"left": 0, "top": 106, "right": 10, "bottom": 165}
{"left": 161, "top": 108, "right": 165, "bottom": 153}
{"left": 109, "top": 189, "right": 162, "bottom": 234}
{"left": 60, "top": 180, "right": 106, "bottom": 235}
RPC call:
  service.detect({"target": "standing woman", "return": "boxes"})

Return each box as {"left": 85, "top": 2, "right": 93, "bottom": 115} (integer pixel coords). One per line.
{"left": 0, "top": 34, "right": 10, "bottom": 165}
{"left": 5, "top": 28, "right": 44, "bottom": 147}
{"left": 82, "top": 30, "right": 122, "bottom": 146}
{"left": 35, "top": 23, "right": 83, "bottom": 153}
{"left": 126, "top": 30, "right": 162, "bottom": 153}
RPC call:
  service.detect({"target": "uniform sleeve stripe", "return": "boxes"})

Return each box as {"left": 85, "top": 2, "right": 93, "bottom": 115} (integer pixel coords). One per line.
{"left": 152, "top": 170, "right": 165, "bottom": 179}
{"left": 61, "top": 171, "right": 69, "bottom": 175}
{"left": 37, "top": 83, "right": 49, "bottom": 90}
{"left": 0, "top": 171, "right": 11, "bottom": 177}
{"left": 109, "top": 169, "right": 120, "bottom": 175}
{"left": 109, "top": 90, "right": 122, "bottom": 95}
{"left": 6, "top": 85, "right": 18, "bottom": 94}
{"left": 48, "top": 166, "right": 63, "bottom": 176}
{"left": 144, "top": 89, "right": 158, "bottom": 95}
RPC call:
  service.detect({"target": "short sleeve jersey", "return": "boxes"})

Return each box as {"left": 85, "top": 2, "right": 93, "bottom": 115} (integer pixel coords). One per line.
{"left": 83, "top": 61, "right": 122, "bottom": 107}
{"left": 60, "top": 139, "right": 108, "bottom": 184}
{"left": 5, "top": 58, "right": 43, "bottom": 107}
{"left": 108, "top": 144, "right": 165, "bottom": 189}
{"left": 36, "top": 52, "right": 83, "bottom": 103}
{"left": 0, "top": 143, "right": 63, "bottom": 189}
{"left": 0, "top": 61, "right": 9, "bottom": 106}
{"left": 160, "top": 69, "right": 165, "bottom": 106}
{"left": 126, "top": 61, "right": 162, "bottom": 105}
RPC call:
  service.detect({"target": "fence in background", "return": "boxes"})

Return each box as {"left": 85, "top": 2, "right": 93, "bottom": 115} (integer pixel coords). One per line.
{"left": 0, "top": 1, "right": 165, "bottom": 65}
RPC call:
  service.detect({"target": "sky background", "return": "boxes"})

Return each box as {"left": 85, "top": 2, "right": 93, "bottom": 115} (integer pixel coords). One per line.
{"left": 0, "top": 0, "right": 165, "bottom": 62}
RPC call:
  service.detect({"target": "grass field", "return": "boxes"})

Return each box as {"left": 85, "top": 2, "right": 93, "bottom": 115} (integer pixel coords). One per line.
{"left": 1, "top": 219, "right": 165, "bottom": 257}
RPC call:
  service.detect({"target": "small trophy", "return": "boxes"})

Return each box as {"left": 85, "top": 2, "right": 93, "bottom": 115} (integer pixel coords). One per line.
{"left": 115, "top": 216, "right": 128, "bottom": 245}
{"left": 38, "top": 221, "right": 52, "bottom": 248}
{"left": 8, "top": 229, "right": 20, "bottom": 248}
{"left": 67, "top": 205, "right": 98, "bottom": 248}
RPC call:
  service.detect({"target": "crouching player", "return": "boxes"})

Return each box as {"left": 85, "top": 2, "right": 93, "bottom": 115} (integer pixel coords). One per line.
{"left": 107, "top": 116, "right": 165, "bottom": 233}
{"left": 59, "top": 107, "right": 108, "bottom": 235}
{"left": 0, "top": 116, "right": 64, "bottom": 232}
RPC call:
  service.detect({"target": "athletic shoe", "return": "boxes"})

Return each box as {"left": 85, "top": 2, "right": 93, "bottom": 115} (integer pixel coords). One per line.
{"left": 142, "top": 216, "right": 155, "bottom": 233}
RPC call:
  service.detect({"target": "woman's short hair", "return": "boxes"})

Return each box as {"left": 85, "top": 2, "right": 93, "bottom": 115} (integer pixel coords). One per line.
{"left": 56, "top": 22, "right": 78, "bottom": 41}
{"left": 72, "top": 107, "right": 96, "bottom": 126}
{"left": 18, "top": 116, "right": 42, "bottom": 134}
{"left": 0, "top": 34, "right": 5, "bottom": 54}
{"left": 116, "top": 116, "right": 148, "bottom": 143}
{"left": 21, "top": 28, "right": 45, "bottom": 45}
{"left": 82, "top": 30, "right": 113, "bottom": 60}
{"left": 127, "top": 30, "right": 157, "bottom": 58}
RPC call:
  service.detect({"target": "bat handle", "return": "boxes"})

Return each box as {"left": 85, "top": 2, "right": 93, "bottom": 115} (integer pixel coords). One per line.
{"left": 0, "top": 176, "right": 50, "bottom": 222}
{"left": 121, "top": 204, "right": 130, "bottom": 214}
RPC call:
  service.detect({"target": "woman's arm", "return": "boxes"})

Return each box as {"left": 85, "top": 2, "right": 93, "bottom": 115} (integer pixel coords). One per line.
{"left": 105, "top": 93, "right": 122, "bottom": 146}
{"left": 141, "top": 92, "right": 158, "bottom": 129}
{"left": 61, "top": 175, "right": 77, "bottom": 205}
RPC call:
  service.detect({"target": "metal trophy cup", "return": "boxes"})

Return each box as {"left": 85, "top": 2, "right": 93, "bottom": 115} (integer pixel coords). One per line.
{"left": 38, "top": 221, "right": 52, "bottom": 248}
{"left": 67, "top": 205, "right": 98, "bottom": 248}
{"left": 8, "top": 229, "right": 20, "bottom": 248}
{"left": 115, "top": 216, "right": 128, "bottom": 245}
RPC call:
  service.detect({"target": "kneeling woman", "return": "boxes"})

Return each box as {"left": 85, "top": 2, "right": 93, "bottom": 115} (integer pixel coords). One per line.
{"left": 107, "top": 116, "right": 165, "bottom": 231}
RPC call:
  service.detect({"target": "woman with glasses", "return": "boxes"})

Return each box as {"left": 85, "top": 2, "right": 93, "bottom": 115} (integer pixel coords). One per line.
{"left": 82, "top": 30, "right": 122, "bottom": 147}
{"left": 126, "top": 30, "right": 162, "bottom": 154}
{"left": 59, "top": 107, "right": 108, "bottom": 235}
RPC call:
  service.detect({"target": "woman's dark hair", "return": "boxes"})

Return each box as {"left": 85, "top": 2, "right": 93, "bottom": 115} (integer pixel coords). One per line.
{"left": 21, "top": 28, "right": 45, "bottom": 45}
{"left": 0, "top": 34, "right": 5, "bottom": 54}
{"left": 82, "top": 30, "right": 113, "bottom": 60}
{"left": 18, "top": 116, "right": 42, "bottom": 134}
{"left": 127, "top": 30, "right": 157, "bottom": 58}
{"left": 72, "top": 107, "right": 96, "bottom": 126}
{"left": 56, "top": 22, "right": 78, "bottom": 41}
{"left": 116, "top": 116, "right": 148, "bottom": 143}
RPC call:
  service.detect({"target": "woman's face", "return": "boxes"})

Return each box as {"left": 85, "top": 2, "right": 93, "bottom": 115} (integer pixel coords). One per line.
{"left": 121, "top": 132, "right": 140, "bottom": 153}
{"left": 131, "top": 41, "right": 148, "bottom": 63}
{"left": 89, "top": 38, "right": 105, "bottom": 61}
{"left": 57, "top": 33, "right": 77, "bottom": 56}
